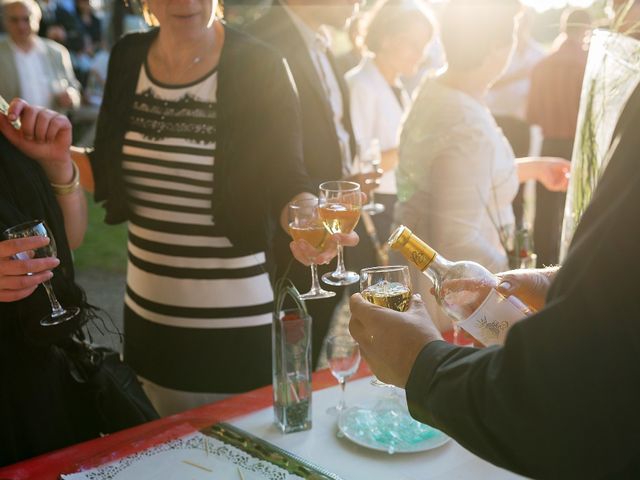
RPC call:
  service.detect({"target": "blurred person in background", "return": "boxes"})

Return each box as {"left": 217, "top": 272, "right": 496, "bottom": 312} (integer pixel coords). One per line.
{"left": 249, "top": 0, "right": 378, "bottom": 369}
{"left": 349, "top": 80, "right": 640, "bottom": 479}
{"left": 527, "top": 8, "right": 592, "bottom": 266}
{"left": 37, "top": 0, "right": 84, "bottom": 51}
{"left": 394, "top": 0, "right": 569, "bottom": 331}
{"left": 486, "top": 7, "right": 544, "bottom": 121}
{"left": 335, "top": 12, "right": 365, "bottom": 76}
{"left": 64, "top": 0, "right": 337, "bottom": 416}
{"left": 347, "top": 0, "right": 435, "bottom": 241}
{"left": 72, "top": 0, "right": 102, "bottom": 86}
{"left": 0, "top": 0, "right": 81, "bottom": 114}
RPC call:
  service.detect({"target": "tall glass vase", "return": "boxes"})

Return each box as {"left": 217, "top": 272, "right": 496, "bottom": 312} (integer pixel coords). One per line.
{"left": 272, "top": 308, "right": 312, "bottom": 433}
{"left": 560, "top": 30, "right": 640, "bottom": 261}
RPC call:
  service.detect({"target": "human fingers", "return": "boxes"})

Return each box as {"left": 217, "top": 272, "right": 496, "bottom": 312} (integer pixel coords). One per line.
{"left": 332, "top": 231, "right": 359, "bottom": 247}
{"left": 0, "top": 236, "right": 50, "bottom": 258}
{"left": 33, "top": 108, "right": 56, "bottom": 143}
{"left": 496, "top": 270, "right": 548, "bottom": 311}
{"left": 7, "top": 97, "right": 28, "bottom": 123}
{"left": 46, "top": 113, "right": 72, "bottom": 143}
{"left": 0, "top": 270, "right": 53, "bottom": 298}
{"left": 0, "top": 284, "right": 39, "bottom": 303}
{"left": 15, "top": 102, "right": 38, "bottom": 141}
{"left": 289, "top": 240, "right": 314, "bottom": 267}
{"left": 1, "top": 257, "right": 60, "bottom": 276}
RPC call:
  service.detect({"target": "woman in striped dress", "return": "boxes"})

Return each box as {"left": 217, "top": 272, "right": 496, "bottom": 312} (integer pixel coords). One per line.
{"left": 70, "top": 0, "right": 320, "bottom": 416}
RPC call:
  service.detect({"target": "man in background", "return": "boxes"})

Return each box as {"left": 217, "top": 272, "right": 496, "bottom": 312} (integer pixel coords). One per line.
{"left": 527, "top": 8, "right": 592, "bottom": 266}
{"left": 249, "top": 0, "right": 378, "bottom": 368}
{"left": 0, "top": 0, "right": 81, "bottom": 114}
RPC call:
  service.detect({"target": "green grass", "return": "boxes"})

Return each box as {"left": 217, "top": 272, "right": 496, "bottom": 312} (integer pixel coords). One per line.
{"left": 73, "top": 194, "right": 128, "bottom": 273}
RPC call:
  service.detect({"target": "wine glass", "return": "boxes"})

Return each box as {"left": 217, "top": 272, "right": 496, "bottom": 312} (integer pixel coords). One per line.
{"left": 326, "top": 334, "right": 361, "bottom": 415}
{"left": 3, "top": 220, "right": 80, "bottom": 326}
{"left": 318, "top": 181, "right": 362, "bottom": 286}
{"left": 360, "top": 265, "right": 412, "bottom": 387}
{"left": 357, "top": 139, "right": 385, "bottom": 216}
{"left": 289, "top": 198, "right": 336, "bottom": 300}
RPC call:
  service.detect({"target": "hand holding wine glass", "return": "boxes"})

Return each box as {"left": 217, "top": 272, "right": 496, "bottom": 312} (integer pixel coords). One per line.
{"left": 318, "top": 181, "right": 362, "bottom": 286}
{"left": 348, "top": 293, "right": 442, "bottom": 388}
{"left": 3, "top": 220, "right": 80, "bottom": 325}
{"left": 326, "top": 334, "right": 361, "bottom": 415}
{"left": 360, "top": 265, "right": 412, "bottom": 386}
{"left": 288, "top": 198, "right": 336, "bottom": 300}
{"left": 0, "top": 235, "right": 59, "bottom": 302}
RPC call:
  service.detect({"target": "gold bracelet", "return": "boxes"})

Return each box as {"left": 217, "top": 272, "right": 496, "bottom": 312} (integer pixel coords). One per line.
{"left": 50, "top": 161, "right": 81, "bottom": 195}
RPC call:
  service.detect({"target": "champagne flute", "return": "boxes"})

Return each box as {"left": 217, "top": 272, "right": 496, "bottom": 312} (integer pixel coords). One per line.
{"left": 3, "top": 220, "right": 80, "bottom": 326}
{"left": 326, "top": 334, "right": 361, "bottom": 415}
{"left": 289, "top": 198, "right": 336, "bottom": 300}
{"left": 357, "top": 139, "right": 385, "bottom": 216}
{"left": 318, "top": 181, "right": 362, "bottom": 286}
{"left": 360, "top": 265, "right": 412, "bottom": 386}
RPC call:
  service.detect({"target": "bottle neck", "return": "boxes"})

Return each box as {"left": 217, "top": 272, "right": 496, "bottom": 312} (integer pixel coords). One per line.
{"left": 423, "top": 253, "right": 452, "bottom": 285}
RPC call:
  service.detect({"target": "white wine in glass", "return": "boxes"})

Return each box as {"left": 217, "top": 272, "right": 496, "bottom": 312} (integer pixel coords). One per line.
{"left": 360, "top": 265, "right": 412, "bottom": 387}
{"left": 318, "top": 181, "right": 362, "bottom": 286}
{"left": 289, "top": 198, "right": 336, "bottom": 300}
{"left": 3, "top": 220, "right": 80, "bottom": 326}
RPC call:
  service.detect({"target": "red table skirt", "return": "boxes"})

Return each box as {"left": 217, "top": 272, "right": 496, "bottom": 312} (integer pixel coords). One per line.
{"left": 0, "top": 330, "right": 457, "bottom": 479}
{"left": 0, "top": 363, "right": 372, "bottom": 480}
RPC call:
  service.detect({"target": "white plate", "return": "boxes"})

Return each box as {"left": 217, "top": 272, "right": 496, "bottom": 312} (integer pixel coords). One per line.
{"left": 338, "top": 406, "right": 450, "bottom": 454}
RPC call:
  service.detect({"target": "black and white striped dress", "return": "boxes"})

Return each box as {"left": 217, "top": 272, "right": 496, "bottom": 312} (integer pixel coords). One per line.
{"left": 121, "top": 64, "right": 274, "bottom": 412}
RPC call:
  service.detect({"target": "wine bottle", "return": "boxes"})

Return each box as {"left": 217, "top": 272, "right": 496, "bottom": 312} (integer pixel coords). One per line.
{"left": 388, "top": 225, "right": 533, "bottom": 346}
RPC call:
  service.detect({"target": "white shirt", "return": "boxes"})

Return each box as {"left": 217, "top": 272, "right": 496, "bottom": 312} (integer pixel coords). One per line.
{"left": 346, "top": 55, "right": 411, "bottom": 194}
{"left": 486, "top": 40, "right": 546, "bottom": 119}
{"left": 395, "top": 79, "right": 519, "bottom": 329}
{"left": 282, "top": 4, "right": 352, "bottom": 173}
{"left": 11, "top": 37, "right": 55, "bottom": 109}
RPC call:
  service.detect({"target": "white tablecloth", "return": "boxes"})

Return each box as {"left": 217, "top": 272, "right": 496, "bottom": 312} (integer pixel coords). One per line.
{"left": 231, "top": 376, "right": 528, "bottom": 480}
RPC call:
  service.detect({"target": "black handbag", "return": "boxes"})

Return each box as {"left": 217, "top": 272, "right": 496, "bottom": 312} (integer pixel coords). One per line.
{"left": 60, "top": 338, "right": 160, "bottom": 433}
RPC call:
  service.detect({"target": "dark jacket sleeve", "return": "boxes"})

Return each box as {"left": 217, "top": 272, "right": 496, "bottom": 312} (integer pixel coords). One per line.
{"left": 406, "top": 106, "right": 640, "bottom": 479}
{"left": 88, "top": 37, "right": 123, "bottom": 205}
{"left": 259, "top": 54, "right": 311, "bottom": 215}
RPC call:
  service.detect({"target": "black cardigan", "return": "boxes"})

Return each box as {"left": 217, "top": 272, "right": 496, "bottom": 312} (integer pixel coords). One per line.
{"left": 90, "top": 26, "right": 310, "bottom": 253}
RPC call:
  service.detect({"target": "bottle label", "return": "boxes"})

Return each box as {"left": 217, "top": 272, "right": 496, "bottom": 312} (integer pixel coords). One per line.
{"left": 458, "top": 289, "right": 526, "bottom": 346}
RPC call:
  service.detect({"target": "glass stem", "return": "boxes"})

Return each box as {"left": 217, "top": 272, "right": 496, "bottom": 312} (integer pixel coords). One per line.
{"left": 309, "top": 263, "right": 322, "bottom": 293}
{"left": 334, "top": 244, "right": 346, "bottom": 275}
{"left": 338, "top": 378, "right": 347, "bottom": 411}
{"left": 368, "top": 191, "right": 376, "bottom": 207}
{"left": 42, "top": 280, "right": 66, "bottom": 318}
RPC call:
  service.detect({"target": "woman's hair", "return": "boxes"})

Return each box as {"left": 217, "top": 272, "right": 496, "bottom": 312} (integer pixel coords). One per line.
{"left": 131, "top": 0, "right": 224, "bottom": 27}
{"left": 364, "top": 0, "right": 435, "bottom": 54}
{"left": 440, "top": 0, "right": 521, "bottom": 71}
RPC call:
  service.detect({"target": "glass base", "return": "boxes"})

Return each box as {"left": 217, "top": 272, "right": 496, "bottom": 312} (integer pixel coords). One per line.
{"left": 326, "top": 404, "right": 345, "bottom": 416}
{"left": 370, "top": 378, "right": 395, "bottom": 388}
{"left": 41, "top": 306, "right": 80, "bottom": 326}
{"left": 322, "top": 270, "right": 360, "bottom": 286}
{"left": 362, "top": 203, "right": 385, "bottom": 215}
{"left": 299, "top": 289, "right": 336, "bottom": 301}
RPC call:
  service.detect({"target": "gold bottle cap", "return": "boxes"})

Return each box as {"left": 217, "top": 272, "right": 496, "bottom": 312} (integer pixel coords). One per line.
{"left": 388, "top": 225, "right": 413, "bottom": 249}
{"left": 388, "top": 225, "right": 436, "bottom": 271}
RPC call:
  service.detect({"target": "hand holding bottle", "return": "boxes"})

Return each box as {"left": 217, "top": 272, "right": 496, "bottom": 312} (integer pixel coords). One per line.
{"left": 389, "top": 226, "right": 534, "bottom": 346}
{"left": 497, "top": 267, "right": 559, "bottom": 312}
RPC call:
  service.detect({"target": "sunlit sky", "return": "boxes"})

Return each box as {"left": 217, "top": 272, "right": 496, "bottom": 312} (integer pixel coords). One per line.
{"left": 520, "top": 0, "right": 598, "bottom": 12}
